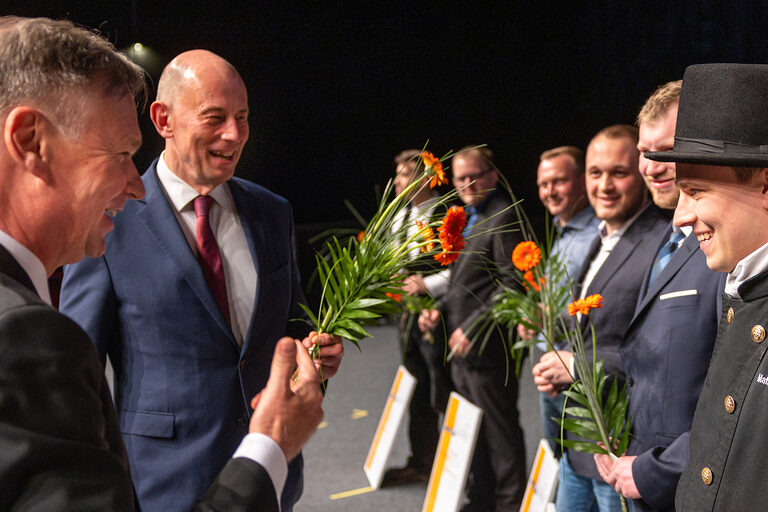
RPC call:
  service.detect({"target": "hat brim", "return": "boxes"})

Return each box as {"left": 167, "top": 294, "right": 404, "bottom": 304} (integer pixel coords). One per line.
{"left": 645, "top": 149, "right": 768, "bottom": 167}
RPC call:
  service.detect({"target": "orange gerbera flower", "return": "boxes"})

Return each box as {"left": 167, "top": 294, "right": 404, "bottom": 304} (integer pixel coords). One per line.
{"left": 567, "top": 293, "right": 604, "bottom": 316}
{"left": 357, "top": 231, "right": 365, "bottom": 243}
{"left": 386, "top": 291, "right": 403, "bottom": 302}
{"left": 416, "top": 220, "right": 436, "bottom": 253}
{"left": 522, "top": 270, "right": 546, "bottom": 292}
{"left": 512, "top": 241, "right": 542, "bottom": 271}
{"left": 434, "top": 206, "right": 467, "bottom": 266}
{"left": 421, "top": 151, "right": 447, "bottom": 188}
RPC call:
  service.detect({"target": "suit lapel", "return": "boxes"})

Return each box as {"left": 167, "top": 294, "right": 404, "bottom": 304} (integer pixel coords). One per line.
{"left": 229, "top": 180, "right": 262, "bottom": 352}
{"left": 136, "top": 163, "right": 236, "bottom": 346}
{"left": 0, "top": 245, "right": 37, "bottom": 296}
{"left": 632, "top": 232, "right": 699, "bottom": 320}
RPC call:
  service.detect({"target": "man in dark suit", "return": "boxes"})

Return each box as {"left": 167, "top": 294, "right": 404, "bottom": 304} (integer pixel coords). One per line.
{"left": 533, "top": 125, "right": 669, "bottom": 511}
{"left": 644, "top": 64, "right": 768, "bottom": 512}
{"left": 0, "top": 16, "right": 323, "bottom": 511}
{"left": 59, "top": 50, "right": 343, "bottom": 512}
{"left": 419, "top": 147, "right": 526, "bottom": 511}
{"left": 593, "top": 82, "right": 724, "bottom": 511}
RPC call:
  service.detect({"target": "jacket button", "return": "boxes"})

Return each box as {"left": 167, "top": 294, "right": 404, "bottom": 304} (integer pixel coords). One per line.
{"left": 727, "top": 307, "right": 734, "bottom": 323}
{"left": 752, "top": 325, "right": 766, "bottom": 343}
{"left": 237, "top": 417, "right": 248, "bottom": 427}
{"left": 724, "top": 395, "right": 736, "bottom": 414}
{"left": 701, "top": 467, "right": 713, "bottom": 485}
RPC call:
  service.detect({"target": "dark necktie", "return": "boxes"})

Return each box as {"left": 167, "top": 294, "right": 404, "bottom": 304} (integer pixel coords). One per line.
{"left": 194, "top": 195, "right": 230, "bottom": 323}
{"left": 649, "top": 228, "right": 685, "bottom": 285}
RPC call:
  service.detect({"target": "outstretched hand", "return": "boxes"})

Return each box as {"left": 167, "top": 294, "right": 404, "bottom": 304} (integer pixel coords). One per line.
{"left": 302, "top": 331, "right": 344, "bottom": 379}
{"left": 249, "top": 337, "right": 324, "bottom": 461}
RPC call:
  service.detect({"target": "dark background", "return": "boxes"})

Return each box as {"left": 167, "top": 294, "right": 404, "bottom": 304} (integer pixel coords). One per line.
{"left": 4, "top": 0, "right": 768, "bottom": 292}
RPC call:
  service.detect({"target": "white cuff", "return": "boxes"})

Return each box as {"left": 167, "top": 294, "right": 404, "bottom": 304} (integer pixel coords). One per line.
{"left": 423, "top": 270, "right": 449, "bottom": 297}
{"left": 232, "top": 433, "right": 288, "bottom": 507}
{"left": 569, "top": 355, "right": 576, "bottom": 379}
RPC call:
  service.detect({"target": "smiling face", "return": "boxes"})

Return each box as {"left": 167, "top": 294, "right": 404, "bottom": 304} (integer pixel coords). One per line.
{"left": 675, "top": 164, "right": 768, "bottom": 272}
{"left": 638, "top": 103, "right": 679, "bottom": 210}
{"left": 46, "top": 89, "right": 145, "bottom": 265}
{"left": 159, "top": 58, "right": 249, "bottom": 194}
{"left": 585, "top": 135, "right": 647, "bottom": 233}
{"left": 537, "top": 154, "right": 586, "bottom": 225}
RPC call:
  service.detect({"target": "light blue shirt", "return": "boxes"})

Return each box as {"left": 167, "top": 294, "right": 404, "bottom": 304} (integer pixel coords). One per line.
{"left": 536, "top": 205, "right": 600, "bottom": 350}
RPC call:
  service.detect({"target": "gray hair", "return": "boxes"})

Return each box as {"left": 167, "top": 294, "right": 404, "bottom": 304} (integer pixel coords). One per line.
{"left": 0, "top": 16, "right": 146, "bottom": 135}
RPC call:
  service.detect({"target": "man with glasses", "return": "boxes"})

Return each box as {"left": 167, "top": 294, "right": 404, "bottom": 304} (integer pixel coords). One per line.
{"left": 420, "top": 147, "right": 525, "bottom": 511}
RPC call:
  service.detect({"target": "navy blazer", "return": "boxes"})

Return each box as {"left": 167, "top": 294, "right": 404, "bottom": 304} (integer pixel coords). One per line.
{"left": 621, "top": 225, "right": 724, "bottom": 512}
{"left": 565, "top": 203, "right": 670, "bottom": 480}
{"left": 60, "top": 160, "right": 308, "bottom": 512}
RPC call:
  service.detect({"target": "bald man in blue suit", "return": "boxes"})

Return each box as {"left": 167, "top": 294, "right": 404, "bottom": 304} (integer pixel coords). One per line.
{"left": 60, "top": 50, "right": 343, "bottom": 512}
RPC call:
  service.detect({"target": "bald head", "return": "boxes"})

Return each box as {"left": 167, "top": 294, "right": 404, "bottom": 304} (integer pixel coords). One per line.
{"left": 156, "top": 50, "right": 244, "bottom": 108}
{"left": 150, "top": 49, "right": 249, "bottom": 195}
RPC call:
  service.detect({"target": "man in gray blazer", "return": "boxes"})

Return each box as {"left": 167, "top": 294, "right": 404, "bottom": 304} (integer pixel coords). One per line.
{"left": 593, "top": 82, "right": 724, "bottom": 512}
{"left": 0, "top": 16, "right": 323, "bottom": 511}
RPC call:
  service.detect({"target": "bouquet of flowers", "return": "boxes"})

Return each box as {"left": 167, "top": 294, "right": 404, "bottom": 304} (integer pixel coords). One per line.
{"left": 300, "top": 149, "right": 466, "bottom": 359}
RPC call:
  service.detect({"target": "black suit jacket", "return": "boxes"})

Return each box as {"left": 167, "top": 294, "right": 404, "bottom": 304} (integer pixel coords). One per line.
{"left": 0, "top": 246, "right": 278, "bottom": 511}
{"left": 438, "top": 191, "right": 522, "bottom": 367}
{"left": 566, "top": 203, "right": 670, "bottom": 479}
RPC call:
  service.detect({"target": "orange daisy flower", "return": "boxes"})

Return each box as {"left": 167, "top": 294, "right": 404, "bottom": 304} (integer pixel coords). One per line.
{"left": 512, "top": 241, "right": 542, "bottom": 271}
{"left": 522, "top": 270, "right": 545, "bottom": 292}
{"left": 357, "top": 231, "right": 365, "bottom": 243}
{"left": 421, "top": 151, "right": 448, "bottom": 188}
{"left": 386, "top": 291, "right": 403, "bottom": 302}
{"left": 433, "top": 206, "right": 467, "bottom": 266}
{"left": 416, "top": 220, "right": 436, "bottom": 253}
{"left": 567, "top": 293, "right": 604, "bottom": 316}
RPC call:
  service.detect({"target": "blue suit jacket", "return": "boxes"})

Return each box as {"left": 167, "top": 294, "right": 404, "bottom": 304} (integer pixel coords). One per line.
{"left": 621, "top": 225, "right": 724, "bottom": 511}
{"left": 566, "top": 203, "right": 670, "bottom": 480}
{"left": 60, "top": 160, "right": 309, "bottom": 512}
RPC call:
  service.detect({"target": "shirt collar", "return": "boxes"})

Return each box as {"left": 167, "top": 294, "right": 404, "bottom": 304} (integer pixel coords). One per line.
{"left": 558, "top": 205, "right": 597, "bottom": 232}
{"left": 156, "top": 152, "right": 232, "bottom": 212}
{"left": 725, "top": 241, "right": 768, "bottom": 298}
{"left": 0, "top": 230, "right": 51, "bottom": 305}
{"left": 597, "top": 201, "right": 649, "bottom": 246}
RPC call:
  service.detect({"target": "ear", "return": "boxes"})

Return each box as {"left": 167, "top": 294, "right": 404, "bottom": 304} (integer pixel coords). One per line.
{"left": 760, "top": 168, "right": 768, "bottom": 210}
{"left": 3, "top": 107, "right": 45, "bottom": 173}
{"left": 150, "top": 101, "right": 173, "bottom": 139}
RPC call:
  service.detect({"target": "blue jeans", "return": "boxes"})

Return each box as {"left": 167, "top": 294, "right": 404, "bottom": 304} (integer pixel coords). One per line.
{"left": 556, "top": 454, "right": 627, "bottom": 512}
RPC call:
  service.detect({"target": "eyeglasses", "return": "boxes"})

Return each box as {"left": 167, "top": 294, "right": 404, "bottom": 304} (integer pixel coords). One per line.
{"left": 452, "top": 168, "right": 491, "bottom": 184}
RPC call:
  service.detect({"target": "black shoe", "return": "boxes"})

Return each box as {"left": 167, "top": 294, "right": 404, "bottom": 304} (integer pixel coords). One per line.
{"left": 381, "top": 465, "right": 431, "bottom": 486}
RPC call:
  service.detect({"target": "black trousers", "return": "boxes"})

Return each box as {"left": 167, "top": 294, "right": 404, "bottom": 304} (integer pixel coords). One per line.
{"left": 399, "top": 313, "right": 453, "bottom": 469}
{"left": 451, "top": 355, "right": 526, "bottom": 511}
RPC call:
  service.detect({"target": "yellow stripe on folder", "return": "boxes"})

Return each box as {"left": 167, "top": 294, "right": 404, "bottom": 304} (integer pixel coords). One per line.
{"left": 364, "top": 368, "right": 403, "bottom": 470}
{"left": 423, "top": 395, "right": 460, "bottom": 511}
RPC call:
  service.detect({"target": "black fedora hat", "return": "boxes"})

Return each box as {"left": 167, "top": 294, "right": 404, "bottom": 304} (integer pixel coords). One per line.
{"left": 645, "top": 63, "right": 768, "bottom": 167}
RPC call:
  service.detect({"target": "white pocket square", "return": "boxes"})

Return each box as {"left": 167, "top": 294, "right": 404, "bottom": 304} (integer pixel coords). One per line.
{"left": 659, "top": 289, "right": 698, "bottom": 300}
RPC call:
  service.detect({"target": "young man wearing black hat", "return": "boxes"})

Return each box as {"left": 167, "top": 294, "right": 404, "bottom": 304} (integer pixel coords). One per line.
{"left": 643, "top": 63, "right": 768, "bottom": 512}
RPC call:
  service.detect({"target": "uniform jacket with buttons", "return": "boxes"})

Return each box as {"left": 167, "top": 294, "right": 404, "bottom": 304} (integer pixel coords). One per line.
{"left": 621, "top": 225, "right": 724, "bottom": 512}
{"left": 59, "top": 160, "right": 308, "bottom": 512}
{"left": 676, "top": 268, "right": 768, "bottom": 511}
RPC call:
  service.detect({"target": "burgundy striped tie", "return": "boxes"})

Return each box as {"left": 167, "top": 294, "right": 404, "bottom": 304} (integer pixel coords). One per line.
{"left": 193, "top": 195, "right": 230, "bottom": 323}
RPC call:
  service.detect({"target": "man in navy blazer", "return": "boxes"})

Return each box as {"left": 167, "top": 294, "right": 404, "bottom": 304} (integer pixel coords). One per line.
{"left": 593, "top": 82, "right": 724, "bottom": 511}
{"left": 533, "top": 125, "right": 670, "bottom": 511}
{"left": 60, "top": 50, "right": 343, "bottom": 512}
{"left": 0, "top": 17, "right": 325, "bottom": 511}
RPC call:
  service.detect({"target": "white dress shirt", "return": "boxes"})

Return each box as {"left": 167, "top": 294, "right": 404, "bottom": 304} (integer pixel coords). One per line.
{"left": 156, "top": 154, "right": 286, "bottom": 505}
{"left": 156, "top": 153, "right": 257, "bottom": 345}
{"left": 725, "top": 240, "right": 768, "bottom": 299}
{"left": 0, "top": 230, "right": 52, "bottom": 305}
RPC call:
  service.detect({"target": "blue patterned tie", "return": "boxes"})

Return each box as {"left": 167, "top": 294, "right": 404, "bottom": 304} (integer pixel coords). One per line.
{"left": 649, "top": 228, "right": 685, "bottom": 285}
{"left": 463, "top": 206, "right": 477, "bottom": 237}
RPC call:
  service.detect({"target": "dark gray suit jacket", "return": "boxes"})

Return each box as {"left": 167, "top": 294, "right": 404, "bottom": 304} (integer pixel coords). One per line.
{"left": 566, "top": 203, "right": 670, "bottom": 479}
{"left": 0, "top": 246, "right": 278, "bottom": 511}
